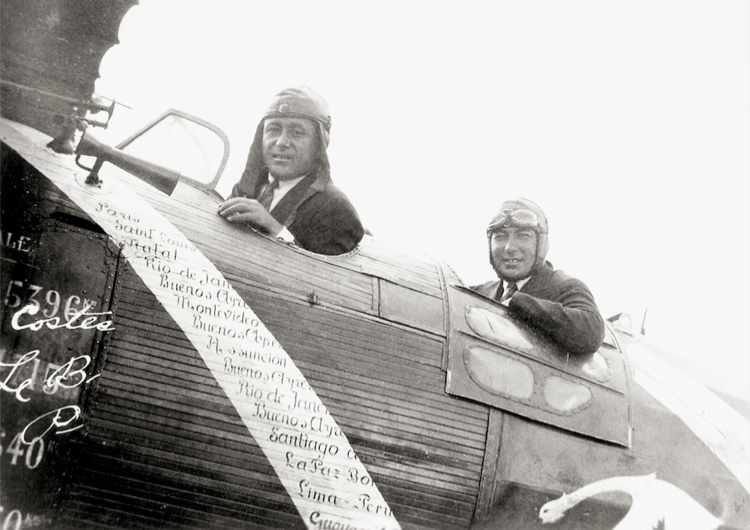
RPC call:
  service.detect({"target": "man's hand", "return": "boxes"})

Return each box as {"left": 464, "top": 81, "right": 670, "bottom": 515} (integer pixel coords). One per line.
{"left": 217, "top": 197, "right": 283, "bottom": 236}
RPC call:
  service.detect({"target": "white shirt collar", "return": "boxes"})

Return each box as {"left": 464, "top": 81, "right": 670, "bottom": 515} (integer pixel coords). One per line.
{"left": 267, "top": 174, "right": 306, "bottom": 210}
{"left": 504, "top": 276, "right": 531, "bottom": 292}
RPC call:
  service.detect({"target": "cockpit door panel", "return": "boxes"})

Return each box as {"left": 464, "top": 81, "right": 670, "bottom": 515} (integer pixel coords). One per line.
{"left": 445, "top": 285, "right": 631, "bottom": 446}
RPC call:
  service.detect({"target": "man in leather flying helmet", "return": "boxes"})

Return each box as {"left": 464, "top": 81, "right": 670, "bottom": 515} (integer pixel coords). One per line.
{"left": 472, "top": 198, "right": 605, "bottom": 355}
{"left": 217, "top": 86, "right": 364, "bottom": 255}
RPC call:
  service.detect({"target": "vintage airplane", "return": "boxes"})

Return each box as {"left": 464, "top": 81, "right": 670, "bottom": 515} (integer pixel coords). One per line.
{"left": 1, "top": 2, "right": 749, "bottom": 529}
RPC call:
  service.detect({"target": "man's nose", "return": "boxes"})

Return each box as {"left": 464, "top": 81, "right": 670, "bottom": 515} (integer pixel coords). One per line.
{"left": 276, "top": 129, "right": 291, "bottom": 147}
{"left": 504, "top": 236, "right": 519, "bottom": 252}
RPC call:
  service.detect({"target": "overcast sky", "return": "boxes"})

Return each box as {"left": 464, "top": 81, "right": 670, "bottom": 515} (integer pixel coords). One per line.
{"left": 96, "top": 0, "right": 749, "bottom": 399}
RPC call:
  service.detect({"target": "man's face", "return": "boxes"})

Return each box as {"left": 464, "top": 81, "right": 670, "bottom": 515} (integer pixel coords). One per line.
{"left": 490, "top": 227, "right": 537, "bottom": 281}
{"left": 262, "top": 117, "right": 318, "bottom": 180}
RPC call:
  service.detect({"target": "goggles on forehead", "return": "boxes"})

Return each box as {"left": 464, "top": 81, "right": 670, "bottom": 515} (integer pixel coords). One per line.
{"left": 487, "top": 209, "right": 541, "bottom": 234}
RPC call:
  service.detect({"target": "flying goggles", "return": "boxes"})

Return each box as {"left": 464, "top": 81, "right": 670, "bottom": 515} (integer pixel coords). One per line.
{"left": 487, "top": 209, "right": 541, "bottom": 234}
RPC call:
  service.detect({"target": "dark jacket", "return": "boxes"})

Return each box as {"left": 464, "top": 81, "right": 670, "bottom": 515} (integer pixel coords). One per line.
{"left": 231, "top": 168, "right": 364, "bottom": 256}
{"left": 472, "top": 261, "right": 605, "bottom": 355}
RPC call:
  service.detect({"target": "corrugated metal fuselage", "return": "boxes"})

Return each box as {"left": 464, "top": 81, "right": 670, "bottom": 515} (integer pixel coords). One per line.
{"left": 1, "top": 4, "right": 748, "bottom": 526}
{"left": 2, "top": 122, "right": 748, "bottom": 529}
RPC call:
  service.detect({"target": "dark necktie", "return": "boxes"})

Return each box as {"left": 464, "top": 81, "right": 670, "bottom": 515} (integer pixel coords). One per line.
{"left": 498, "top": 282, "right": 517, "bottom": 303}
{"left": 257, "top": 179, "right": 279, "bottom": 210}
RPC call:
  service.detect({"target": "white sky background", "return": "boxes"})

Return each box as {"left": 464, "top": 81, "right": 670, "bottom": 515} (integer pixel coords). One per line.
{"left": 95, "top": 1, "right": 749, "bottom": 400}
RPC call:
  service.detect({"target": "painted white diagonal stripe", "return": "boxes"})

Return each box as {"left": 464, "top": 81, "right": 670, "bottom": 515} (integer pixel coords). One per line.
{"left": 2, "top": 120, "right": 401, "bottom": 530}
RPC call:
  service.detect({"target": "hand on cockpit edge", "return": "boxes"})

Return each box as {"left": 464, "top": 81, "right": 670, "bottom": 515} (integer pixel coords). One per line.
{"left": 217, "top": 197, "right": 283, "bottom": 237}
